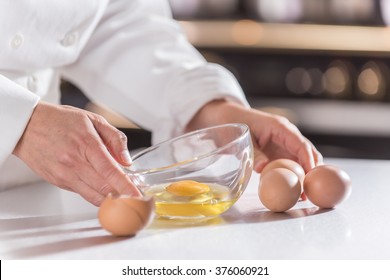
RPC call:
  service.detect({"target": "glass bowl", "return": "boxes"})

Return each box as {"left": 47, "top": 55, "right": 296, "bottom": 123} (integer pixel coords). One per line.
{"left": 125, "top": 123, "right": 253, "bottom": 220}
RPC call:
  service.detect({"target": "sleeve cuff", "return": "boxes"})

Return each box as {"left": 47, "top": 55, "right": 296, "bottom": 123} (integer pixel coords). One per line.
{"left": 153, "top": 63, "right": 249, "bottom": 143}
{"left": 0, "top": 75, "right": 40, "bottom": 165}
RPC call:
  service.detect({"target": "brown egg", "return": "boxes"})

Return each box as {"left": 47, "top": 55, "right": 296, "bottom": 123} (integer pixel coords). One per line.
{"left": 303, "top": 165, "right": 351, "bottom": 208}
{"left": 98, "top": 194, "right": 154, "bottom": 236}
{"left": 262, "top": 159, "right": 306, "bottom": 200}
{"left": 261, "top": 159, "right": 305, "bottom": 182}
{"left": 258, "top": 168, "right": 301, "bottom": 212}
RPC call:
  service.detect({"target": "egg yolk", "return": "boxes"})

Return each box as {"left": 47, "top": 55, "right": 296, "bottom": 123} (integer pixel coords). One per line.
{"left": 166, "top": 180, "right": 210, "bottom": 197}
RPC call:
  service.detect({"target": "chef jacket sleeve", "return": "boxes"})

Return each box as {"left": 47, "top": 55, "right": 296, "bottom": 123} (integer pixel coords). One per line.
{"left": 0, "top": 75, "right": 39, "bottom": 165}
{"left": 60, "top": 0, "right": 249, "bottom": 144}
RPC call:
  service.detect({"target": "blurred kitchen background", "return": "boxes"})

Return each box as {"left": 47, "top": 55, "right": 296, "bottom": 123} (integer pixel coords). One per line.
{"left": 62, "top": 0, "right": 390, "bottom": 159}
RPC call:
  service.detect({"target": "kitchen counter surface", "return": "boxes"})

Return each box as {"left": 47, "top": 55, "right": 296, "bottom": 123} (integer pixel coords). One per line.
{"left": 1, "top": 158, "right": 389, "bottom": 260}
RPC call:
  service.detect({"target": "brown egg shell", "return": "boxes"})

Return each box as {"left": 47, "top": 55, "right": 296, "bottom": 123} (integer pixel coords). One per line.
{"left": 98, "top": 194, "right": 154, "bottom": 236}
{"left": 261, "top": 159, "right": 305, "bottom": 182}
{"left": 303, "top": 165, "right": 352, "bottom": 208}
{"left": 121, "top": 196, "right": 155, "bottom": 227}
{"left": 259, "top": 168, "right": 301, "bottom": 212}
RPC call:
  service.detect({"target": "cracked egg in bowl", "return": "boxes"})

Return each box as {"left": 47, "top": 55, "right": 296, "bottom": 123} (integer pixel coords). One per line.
{"left": 124, "top": 123, "right": 253, "bottom": 220}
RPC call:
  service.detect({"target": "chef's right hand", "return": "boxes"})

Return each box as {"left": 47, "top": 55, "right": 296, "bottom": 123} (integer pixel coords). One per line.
{"left": 12, "top": 102, "right": 141, "bottom": 206}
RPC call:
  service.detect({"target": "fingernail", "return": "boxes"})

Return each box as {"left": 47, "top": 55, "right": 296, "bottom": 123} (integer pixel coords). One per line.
{"left": 254, "top": 159, "right": 268, "bottom": 173}
{"left": 121, "top": 150, "right": 132, "bottom": 165}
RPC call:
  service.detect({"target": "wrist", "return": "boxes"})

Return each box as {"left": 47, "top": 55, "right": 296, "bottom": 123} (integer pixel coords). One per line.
{"left": 185, "top": 99, "right": 248, "bottom": 132}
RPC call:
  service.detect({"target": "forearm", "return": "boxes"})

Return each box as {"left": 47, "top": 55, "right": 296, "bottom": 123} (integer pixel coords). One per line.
{"left": 185, "top": 99, "right": 255, "bottom": 132}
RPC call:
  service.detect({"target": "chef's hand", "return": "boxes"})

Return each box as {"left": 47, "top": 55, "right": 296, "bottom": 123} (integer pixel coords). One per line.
{"left": 12, "top": 102, "right": 141, "bottom": 206}
{"left": 186, "top": 100, "right": 323, "bottom": 173}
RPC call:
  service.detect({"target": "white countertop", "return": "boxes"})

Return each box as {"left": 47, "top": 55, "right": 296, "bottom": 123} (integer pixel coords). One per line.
{"left": 1, "top": 158, "right": 389, "bottom": 260}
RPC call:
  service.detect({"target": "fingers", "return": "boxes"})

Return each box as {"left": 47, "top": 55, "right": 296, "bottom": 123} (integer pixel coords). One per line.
{"left": 51, "top": 162, "right": 109, "bottom": 206}
{"left": 84, "top": 135, "right": 142, "bottom": 198}
{"left": 293, "top": 140, "right": 315, "bottom": 173}
{"left": 88, "top": 114, "right": 132, "bottom": 166}
{"left": 57, "top": 139, "right": 141, "bottom": 205}
{"left": 293, "top": 135, "right": 323, "bottom": 172}
{"left": 310, "top": 140, "right": 324, "bottom": 166}
{"left": 72, "top": 180, "right": 105, "bottom": 207}
{"left": 252, "top": 137, "right": 269, "bottom": 173}
{"left": 256, "top": 115, "right": 323, "bottom": 173}
{"left": 272, "top": 118, "right": 310, "bottom": 172}
{"left": 87, "top": 117, "right": 142, "bottom": 196}
{"left": 75, "top": 162, "right": 119, "bottom": 195}
{"left": 253, "top": 153, "right": 269, "bottom": 173}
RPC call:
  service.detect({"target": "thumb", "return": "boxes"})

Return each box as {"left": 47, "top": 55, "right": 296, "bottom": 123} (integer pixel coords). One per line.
{"left": 252, "top": 140, "right": 269, "bottom": 173}
{"left": 89, "top": 114, "right": 132, "bottom": 166}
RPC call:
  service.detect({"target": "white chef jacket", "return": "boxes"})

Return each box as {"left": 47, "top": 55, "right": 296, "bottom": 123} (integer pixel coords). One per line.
{"left": 0, "top": 0, "right": 248, "bottom": 189}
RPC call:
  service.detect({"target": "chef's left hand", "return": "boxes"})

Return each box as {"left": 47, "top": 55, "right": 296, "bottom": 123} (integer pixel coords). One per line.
{"left": 186, "top": 100, "right": 323, "bottom": 173}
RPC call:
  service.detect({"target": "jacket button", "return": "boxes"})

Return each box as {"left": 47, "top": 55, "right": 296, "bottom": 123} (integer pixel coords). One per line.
{"left": 10, "top": 33, "right": 24, "bottom": 49}
{"left": 61, "top": 31, "right": 79, "bottom": 47}
{"left": 27, "top": 75, "right": 37, "bottom": 92}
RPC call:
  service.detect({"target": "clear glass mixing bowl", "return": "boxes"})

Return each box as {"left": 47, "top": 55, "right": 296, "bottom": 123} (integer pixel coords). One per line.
{"left": 125, "top": 123, "right": 253, "bottom": 220}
